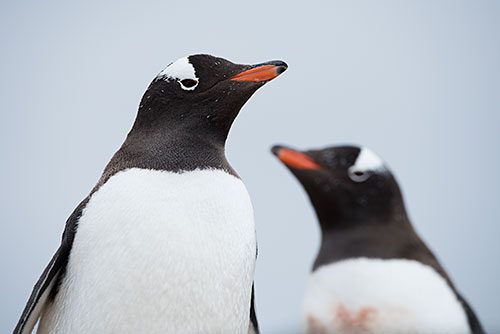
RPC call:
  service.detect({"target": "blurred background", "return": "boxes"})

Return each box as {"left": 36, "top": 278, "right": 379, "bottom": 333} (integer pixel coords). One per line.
{"left": 1, "top": 1, "right": 499, "bottom": 333}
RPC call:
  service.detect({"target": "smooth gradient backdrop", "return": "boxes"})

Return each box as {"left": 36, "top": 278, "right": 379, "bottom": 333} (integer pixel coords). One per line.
{"left": 1, "top": 1, "right": 499, "bottom": 333}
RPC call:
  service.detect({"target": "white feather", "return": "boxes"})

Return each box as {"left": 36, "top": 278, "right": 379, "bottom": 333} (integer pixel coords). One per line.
{"left": 38, "top": 168, "right": 256, "bottom": 334}
{"left": 157, "top": 56, "right": 199, "bottom": 91}
{"left": 21, "top": 269, "right": 58, "bottom": 334}
{"left": 351, "top": 147, "right": 384, "bottom": 172}
{"left": 302, "top": 258, "right": 470, "bottom": 334}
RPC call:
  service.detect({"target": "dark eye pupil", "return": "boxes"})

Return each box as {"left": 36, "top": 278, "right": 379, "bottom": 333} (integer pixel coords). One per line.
{"left": 180, "top": 79, "right": 197, "bottom": 88}
{"left": 353, "top": 171, "right": 365, "bottom": 177}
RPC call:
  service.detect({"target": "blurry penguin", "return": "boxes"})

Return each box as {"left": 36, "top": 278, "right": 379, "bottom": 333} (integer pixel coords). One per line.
{"left": 272, "top": 144, "right": 484, "bottom": 334}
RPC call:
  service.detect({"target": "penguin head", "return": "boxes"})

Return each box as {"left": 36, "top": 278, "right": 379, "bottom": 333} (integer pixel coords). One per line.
{"left": 271, "top": 145, "right": 407, "bottom": 227}
{"left": 133, "top": 54, "right": 287, "bottom": 140}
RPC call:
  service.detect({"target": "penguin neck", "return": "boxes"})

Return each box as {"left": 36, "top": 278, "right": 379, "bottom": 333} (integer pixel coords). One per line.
{"left": 130, "top": 125, "right": 229, "bottom": 167}
{"left": 310, "top": 194, "right": 411, "bottom": 234}
{"left": 101, "top": 112, "right": 237, "bottom": 184}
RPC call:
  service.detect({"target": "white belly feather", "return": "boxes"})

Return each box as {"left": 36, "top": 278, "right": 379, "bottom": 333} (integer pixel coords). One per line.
{"left": 303, "top": 258, "right": 470, "bottom": 334}
{"left": 38, "top": 168, "right": 256, "bottom": 334}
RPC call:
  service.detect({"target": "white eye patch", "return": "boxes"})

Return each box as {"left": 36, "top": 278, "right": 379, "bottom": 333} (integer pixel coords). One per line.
{"left": 157, "top": 57, "right": 199, "bottom": 91}
{"left": 348, "top": 147, "right": 385, "bottom": 182}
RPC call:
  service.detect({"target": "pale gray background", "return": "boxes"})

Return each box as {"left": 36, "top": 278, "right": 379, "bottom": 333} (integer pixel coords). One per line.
{"left": 1, "top": 1, "right": 499, "bottom": 333}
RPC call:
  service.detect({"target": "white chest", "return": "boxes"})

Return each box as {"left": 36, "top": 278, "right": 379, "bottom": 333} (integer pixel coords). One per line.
{"left": 39, "top": 168, "right": 256, "bottom": 334}
{"left": 302, "top": 258, "right": 470, "bottom": 334}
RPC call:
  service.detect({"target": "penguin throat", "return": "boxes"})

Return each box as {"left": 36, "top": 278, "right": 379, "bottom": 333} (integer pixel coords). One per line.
{"left": 309, "top": 195, "right": 410, "bottom": 233}
{"left": 100, "top": 126, "right": 236, "bottom": 180}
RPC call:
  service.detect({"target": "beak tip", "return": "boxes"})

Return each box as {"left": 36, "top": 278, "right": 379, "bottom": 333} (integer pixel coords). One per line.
{"left": 269, "top": 60, "right": 288, "bottom": 76}
{"left": 271, "top": 145, "right": 283, "bottom": 156}
{"left": 276, "top": 65, "right": 287, "bottom": 75}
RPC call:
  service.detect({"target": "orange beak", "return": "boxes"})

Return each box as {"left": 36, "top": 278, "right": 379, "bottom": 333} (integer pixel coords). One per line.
{"left": 273, "top": 146, "right": 321, "bottom": 170}
{"left": 230, "top": 61, "right": 287, "bottom": 82}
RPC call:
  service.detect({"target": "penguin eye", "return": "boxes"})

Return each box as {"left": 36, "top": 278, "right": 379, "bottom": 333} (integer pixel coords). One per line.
{"left": 348, "top": 168, "right": 370, "bottom": 182}
{"left": 179, "top": 79, "right": 198, "bottom": 90}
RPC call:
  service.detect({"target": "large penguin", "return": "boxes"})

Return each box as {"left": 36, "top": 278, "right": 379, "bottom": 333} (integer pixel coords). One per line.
{"left": 272, "top": 144, "right": 484, "bottom": 334}
{"left": 14, "top": 54, "right": 287, "bottom": 334}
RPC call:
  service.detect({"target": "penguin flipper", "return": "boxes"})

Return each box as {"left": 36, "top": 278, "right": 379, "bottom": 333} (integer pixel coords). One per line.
{"left": 249, "top": 283, "right": 259, "bottom": 334}
{"left": 407, "top": 240, "right": 485, "bottom": 334}
{"left": 456, "top": 294, "right": 485, "bottom": 334}
{"left": 14, "top": 199, "right": 87, "bottom": 334}
{"left": 13, "top": 246, "right": 66, "bottom": 334}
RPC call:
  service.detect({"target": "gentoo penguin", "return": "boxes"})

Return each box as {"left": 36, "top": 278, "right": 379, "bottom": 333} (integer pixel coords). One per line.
{"left": 271, "top": 145, "right": 484, "bottom": 334}
{"left": 14, "top": 54, "right": 287, "bottom": 334}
